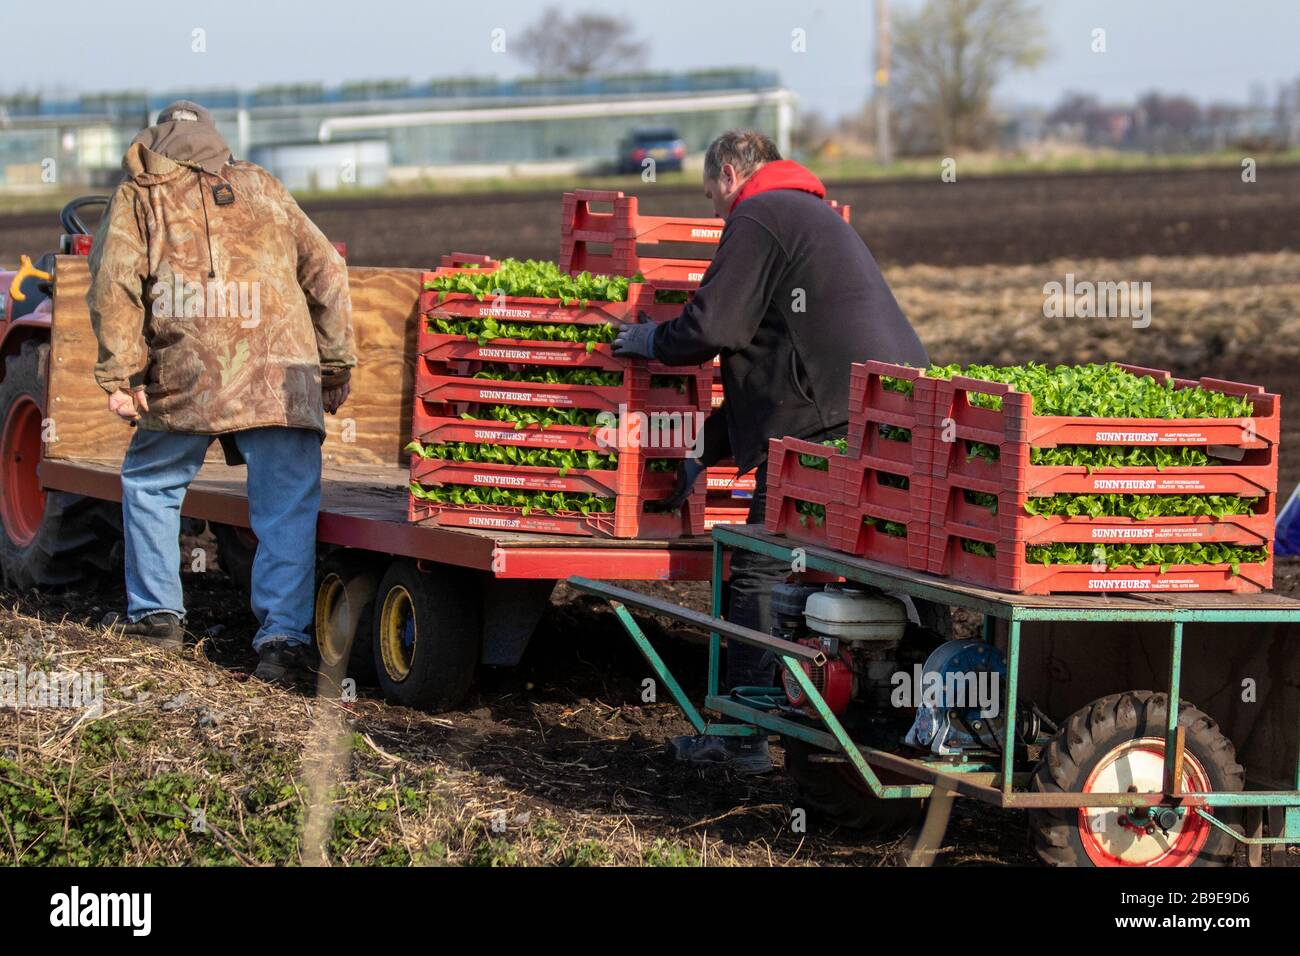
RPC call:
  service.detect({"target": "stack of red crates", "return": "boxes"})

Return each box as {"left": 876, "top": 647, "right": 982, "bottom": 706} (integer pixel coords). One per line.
{"left": 923, "top": 364, "right": 1279, "bottom": 593}
{"left": 559, "top": 188, "right": 720, "bottom": 285}
{"left": 762, "top": 363, "right": 930, "bottom": 570}
{"left": 828, "top": 362, "right": 935, "bottom": 571}
{"left": 409, "top": 253, "right": 711, "bottom": 538}
{"left": 765, "top": 360, "right": 1281, "bottom": 594}
{"left": 559, "top": 189, "right": 854, "bottom": 530}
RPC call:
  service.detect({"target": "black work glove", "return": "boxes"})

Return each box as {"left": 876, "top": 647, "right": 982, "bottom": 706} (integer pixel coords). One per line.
{"left": 652, "top": 458, "right": 705, "bottom": 512}
{"left": 611, "top": 314, "right": 660, "bottom": 359}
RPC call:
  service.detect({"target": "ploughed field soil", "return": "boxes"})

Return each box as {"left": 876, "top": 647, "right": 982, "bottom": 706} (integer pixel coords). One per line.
{"left": 2, "top": 165, "right": 1298, "bottom": 865}
{"left": 4, "top": 164, "right": 1299, "bottom": 269}
{"left": 891, "top": 250, "right": 1300, "bottom": 490}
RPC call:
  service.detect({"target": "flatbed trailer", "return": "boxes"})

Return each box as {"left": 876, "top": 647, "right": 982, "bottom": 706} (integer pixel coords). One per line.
{"left": 15, "top": 255, "right": 714, "bottom": 710}
{"left": 574, "top": 524, "right": 1300, "bottom": 866}
{"left": 38, "top": 458, "right": 714, "bottom": 582}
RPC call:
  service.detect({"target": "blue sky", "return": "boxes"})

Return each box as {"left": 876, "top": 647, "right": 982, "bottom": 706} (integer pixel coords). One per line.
{"left": 6, "top": 0, "right": 1297, "bottom": 118}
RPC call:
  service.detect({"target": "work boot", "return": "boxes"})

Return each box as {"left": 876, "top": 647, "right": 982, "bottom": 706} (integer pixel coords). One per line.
{"left": 666, "top": 734, "right": 772, "bottom": 774}
{"left": 253, "top": 640, "right": 318, "bottom": 688}
{"left": 104, "top": 612, "right": 184, "bottom": 651}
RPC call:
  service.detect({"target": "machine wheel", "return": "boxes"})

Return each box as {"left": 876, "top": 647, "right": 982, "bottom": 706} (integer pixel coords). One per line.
{"left": 782, "top": 736, "right": 927, "bottom": 833}
{"left": 1029, "top": 690, "right": 1244, "bottom": 867}
{"left": 314, "top": 551, "right": 378, "bottom": 685}
{"left": 211, "top": 522, "right": 256, "bottom": 593}
{"left": 371, "top": 559, "right": 480, "bottom": 712}
{"left": 0, "top": 340, "right": 122, "bottom": 590}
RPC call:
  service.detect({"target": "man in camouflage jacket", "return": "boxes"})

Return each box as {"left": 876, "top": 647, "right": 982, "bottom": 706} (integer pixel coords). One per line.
{"left": 88, "top": 99, "right": 356, "bottom": 684}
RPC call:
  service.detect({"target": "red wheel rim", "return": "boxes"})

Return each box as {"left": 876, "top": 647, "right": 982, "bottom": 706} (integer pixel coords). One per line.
{"left": 0, "top": 395, "right": 45, "bottom": 546}
{"left": 1077, "top": 737, "right": 1213, "bottom": 867}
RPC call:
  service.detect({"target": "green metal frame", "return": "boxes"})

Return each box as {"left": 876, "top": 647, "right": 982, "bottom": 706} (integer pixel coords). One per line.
{"left": 569, "top": 524, "right": 1300, "bottom": 843}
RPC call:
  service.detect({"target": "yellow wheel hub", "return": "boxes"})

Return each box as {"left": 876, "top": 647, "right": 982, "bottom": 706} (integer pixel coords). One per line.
{"left": 378, "top": 584, "right": 417, "bottom": 682}
{"left": 315, "top": 572, "right": 349, "bottom": 667}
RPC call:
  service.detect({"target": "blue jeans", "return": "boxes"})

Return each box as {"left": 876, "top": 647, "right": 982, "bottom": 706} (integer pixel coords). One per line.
{"left": 120, "top": 426, "right": 322, "bottom": 650}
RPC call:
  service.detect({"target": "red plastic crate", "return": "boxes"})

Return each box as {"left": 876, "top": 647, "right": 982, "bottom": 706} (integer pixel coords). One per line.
{"left": 766, "top": 436, "right": 840, "bottom": 497}
{"left": 825, "top": 453, "right": 929, "bottom": 571}
{"left": 929, "top": 364, "right": 1281, "bottom": 469}
{"left": 415, "top": 359, "right": 713, "bottom": 415}
{"left": 926, "top": 531, "right": 1273, "bottom": 594}
{"left": 410, "top": 450, "right": 680, "bottom": 499}
{"left": 928, "top": 476, "right": 1276, "bottom": 549}
{"left": 706, "top": 464, "right": 756, "bottom": 494}
{"left": 846, "top": 361, "right": 938, "bottom": 468}
{"left": 420, "top": 265, "right": 686, "bottom": 325}
{"left": 704, "top": 500, "right": 753, "bottom": 530}
{"left": 704, "top": 462, "right": 756, "bottom": 529}
{"left": 409, "top": 486, "right": 705, "bottom": 539}
{"left": 762, "top": 436, "right": 843, "bottom": 547}
{"left": 558, "top": 189, "right": 851, "bottom": 284}
{"left": 763, "top": 491, "right": 832, "bottom": 547}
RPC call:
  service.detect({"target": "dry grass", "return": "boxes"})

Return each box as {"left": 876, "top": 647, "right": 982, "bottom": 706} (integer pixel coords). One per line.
{"left": 0, "top": 607, "right": 780, "bottom": 866}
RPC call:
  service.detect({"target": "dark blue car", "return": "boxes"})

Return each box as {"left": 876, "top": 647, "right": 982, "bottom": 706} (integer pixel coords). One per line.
{"left": 618, "top": 128, "right": 687, "bottom": 174}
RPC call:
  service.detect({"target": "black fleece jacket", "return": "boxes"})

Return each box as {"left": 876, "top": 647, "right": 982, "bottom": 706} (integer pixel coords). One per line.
{"left": 652, "top": 189, "right": 929, "bottom": 473}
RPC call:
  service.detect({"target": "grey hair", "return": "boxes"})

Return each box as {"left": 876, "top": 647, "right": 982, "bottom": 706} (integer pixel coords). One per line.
{"left": 703, "top": 130, "right": 782, "bottom": 180}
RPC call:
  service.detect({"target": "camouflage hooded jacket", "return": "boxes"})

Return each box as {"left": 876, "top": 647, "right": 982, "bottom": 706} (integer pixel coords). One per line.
{"left": 87, "top": 142, "right": 356, "bottom": 437}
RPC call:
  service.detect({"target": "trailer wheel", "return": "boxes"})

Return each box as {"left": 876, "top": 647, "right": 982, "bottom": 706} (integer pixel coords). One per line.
{"left": 0, "top": 340, "right": 122, "bottom": 590}
{"left": 372, "top": 559, "right": 479, "bottom": 712}
{"left": 1029, "top": 690, "right": 1244, "bottom": 867}
{"left": 315, "top": 551, "right": 377, "bottom": 685}
{"left": 782, "top": 736, "right": 926, "bottom": 833}
{"left": 211, "top": 522, "right": 255, "bottom": 593}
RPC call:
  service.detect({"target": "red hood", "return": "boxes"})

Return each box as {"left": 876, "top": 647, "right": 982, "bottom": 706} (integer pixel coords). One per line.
{"left": 730, "top": 160, "right": 826, "bottom": 212}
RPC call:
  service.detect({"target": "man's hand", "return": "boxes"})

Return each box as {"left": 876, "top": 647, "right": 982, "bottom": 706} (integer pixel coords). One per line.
{"left": 107, "top": 388, "right": 148, "bottom": 421}
{"left": 323, "top": 381, "right": 351, "bottom": 414}
{"left": 655, "top": 458, "right": 705, "bottom": 512}
{"left": 611, "top": 315, "right": 659, "bottom": 359}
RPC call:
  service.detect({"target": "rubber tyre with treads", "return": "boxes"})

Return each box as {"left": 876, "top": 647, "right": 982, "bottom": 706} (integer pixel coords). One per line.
{"left": 782, "top": 736, "right": 926, "bottom": 833}
{"left": 0, "top": 340, "right": 123, "bottom": 590}
{"left": 372, "top": 560, "right": 480, "bottom": 712}
{"left": 1029, "top": 690, "right": 1244, "bottom": 867}
{"left": 314, "top": 550, "right": 378, "bottom": 685}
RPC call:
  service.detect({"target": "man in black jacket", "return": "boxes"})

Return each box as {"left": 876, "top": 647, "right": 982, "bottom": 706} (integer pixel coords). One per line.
{"left": 614, "top": 130, "right": 928, "bottom": 771}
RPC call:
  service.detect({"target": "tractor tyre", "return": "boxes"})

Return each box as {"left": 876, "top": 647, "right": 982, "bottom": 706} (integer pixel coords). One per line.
{"left": 0, "top": 340, "right": 122, "bottom": 590}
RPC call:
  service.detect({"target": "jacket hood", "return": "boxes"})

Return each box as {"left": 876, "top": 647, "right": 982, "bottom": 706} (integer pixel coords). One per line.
{"left": 126, "top": 99, "right": 233, "bottom": 178}
{"left": 121, "top": 142, "right": 196, "bottom": 185}
{"left": 731, "top": 159, "right": 826, "bottom": 212}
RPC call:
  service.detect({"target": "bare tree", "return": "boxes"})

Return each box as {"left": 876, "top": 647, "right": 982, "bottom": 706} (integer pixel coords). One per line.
{"left": 892, "top": 0, "right": 1046, "bottom": 152}
{"left": 515, "top": 7, "right": 649, "bottom": 78}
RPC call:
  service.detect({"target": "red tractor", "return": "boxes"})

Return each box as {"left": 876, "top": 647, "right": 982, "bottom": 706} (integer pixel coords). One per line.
{"left": 0, "top": 197, "right": 123, "bottom": 589}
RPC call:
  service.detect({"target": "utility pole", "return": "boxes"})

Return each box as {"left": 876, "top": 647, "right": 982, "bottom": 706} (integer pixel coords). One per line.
{"left": 874, "top": 0, "right": 893, "bottom": 166}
